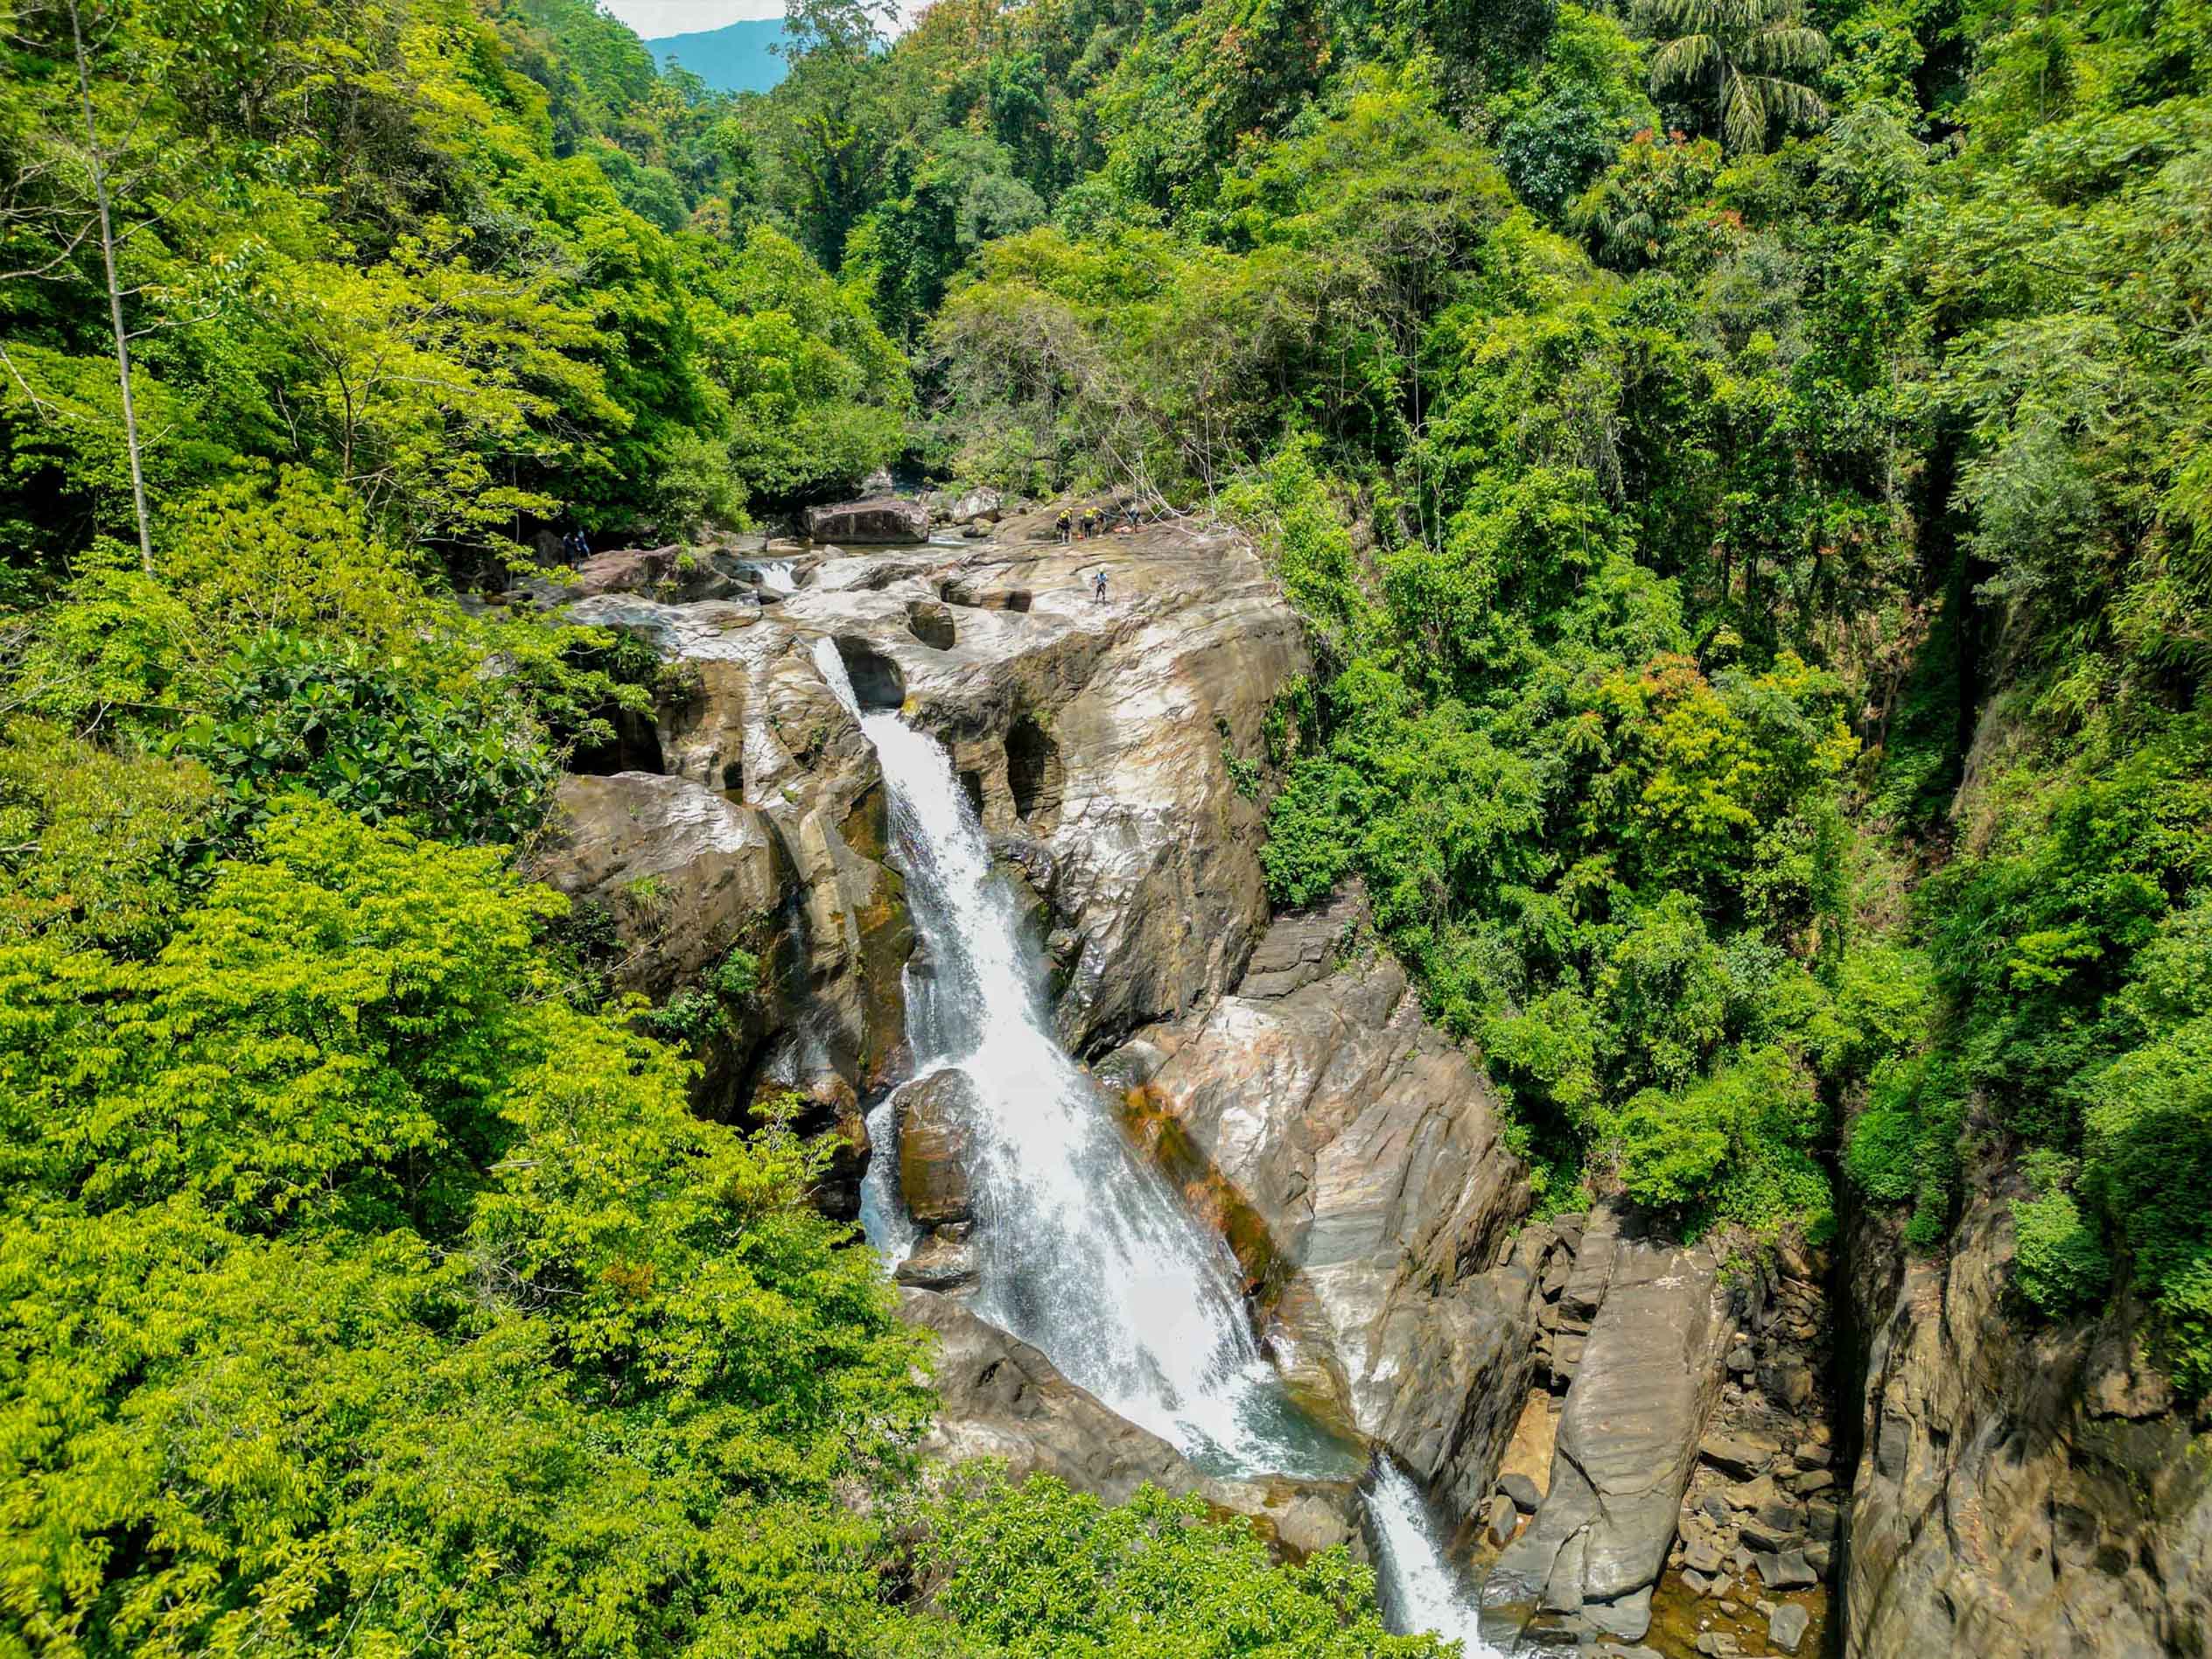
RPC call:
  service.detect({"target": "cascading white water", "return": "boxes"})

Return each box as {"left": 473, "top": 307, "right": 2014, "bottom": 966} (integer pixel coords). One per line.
{"left": 816, "top": 638, "right": 1326, "bottom": 1468}
{"left": 814, "top": 635, "right": 1493, "bottom": 1645}
{"left": 1368, "top": 1464, "right": 1505, "bottom": 1657}
{"left": 750, "top": 560, "right": 797, "bottom": 594}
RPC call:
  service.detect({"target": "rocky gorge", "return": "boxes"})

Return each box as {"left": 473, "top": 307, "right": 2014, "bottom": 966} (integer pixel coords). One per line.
{"left": 522, "top": 500, "right": 2212, "bottom": 1659}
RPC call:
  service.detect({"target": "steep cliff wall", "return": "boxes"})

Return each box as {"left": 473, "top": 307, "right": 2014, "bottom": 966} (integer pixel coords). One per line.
{"left": 1844, "top": 1153, "right": 2212, "bottom": 1657}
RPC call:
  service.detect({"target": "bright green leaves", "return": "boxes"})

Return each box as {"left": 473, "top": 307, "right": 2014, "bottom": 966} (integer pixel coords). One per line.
{"left": 0, "top": 797, "right": 937, "bottom": 1654}
{"left": 912, "top": 1474, "right": 1450, "bottom": 1659}
{"left": 2012, "top": 1187, "right": 2112, "bottom": 1314}
{"left": 1615, "top": 1043, "right": 1828, "bottom": 1228}
{"left": 696, "top": 226, "right": 912, "bottom": 500}
{"left": 30, "top": 802, "right": 547, "bottom": 1228}
{"left": 173, "top": 632, "right": 556, "bottom": 853}
{"left": 1222, "top": 437, "right": 1378, "bottom": 660}
{"left": 0, "top": 719, "right": 215, "bottom": 947}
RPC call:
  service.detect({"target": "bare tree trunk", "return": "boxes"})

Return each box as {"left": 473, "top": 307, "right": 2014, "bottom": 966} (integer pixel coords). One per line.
{"left": 69, "top": 0, "right": 152, "bottom": 572}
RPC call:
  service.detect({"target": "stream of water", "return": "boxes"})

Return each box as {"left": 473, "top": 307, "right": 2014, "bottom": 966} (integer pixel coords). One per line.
{"left": 815, "top": 637, "right": 1495, "bottom": 1650}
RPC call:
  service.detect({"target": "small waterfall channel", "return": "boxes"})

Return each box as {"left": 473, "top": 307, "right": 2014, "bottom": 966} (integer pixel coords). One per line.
{"left": 814, "top": 639, "right": 1496, "bottom": 1651}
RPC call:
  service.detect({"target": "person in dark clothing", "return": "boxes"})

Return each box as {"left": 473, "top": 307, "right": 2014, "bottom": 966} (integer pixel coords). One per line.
{"left": 1055, "top": 509, "right": 1072, "bottom": 544}
{"left": 1082, "top": 508, "right": 1101, "bottom": 539}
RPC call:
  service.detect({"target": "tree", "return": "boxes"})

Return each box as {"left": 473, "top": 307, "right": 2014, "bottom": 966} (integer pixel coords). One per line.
{"left": 0, "top": 0, "right": 183, "bottom": 569}
{"left": 1637, "top": 0, "right": 1830, "bottom": 153}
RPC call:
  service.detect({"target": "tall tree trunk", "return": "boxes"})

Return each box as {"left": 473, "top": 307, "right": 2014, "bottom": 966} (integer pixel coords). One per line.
{"left": 69, "top": 0, "right": 152, "bottom": 572}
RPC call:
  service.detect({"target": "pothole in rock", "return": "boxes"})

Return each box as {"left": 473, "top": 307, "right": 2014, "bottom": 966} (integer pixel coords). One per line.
{"left": 834, "top": 637, "right": 906, "bottom": 710}
{"left": 906, "top": 599, "right": 956, "bottom": 650}
{"left": 938, "top": 578, "right": 1032, "bottom": 612}
{"left": 1005, "top": 716, "right": 1063, "bottom": 831}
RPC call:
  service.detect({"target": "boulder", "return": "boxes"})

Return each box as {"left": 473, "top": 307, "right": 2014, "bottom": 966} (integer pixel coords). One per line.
{"left": 1486, "top": 1494, "right": 1519, "bottom": 1546}
{"left": 1758, "top": 1549, "right": 1818, "bottom": 1591}
{"left": 941, "top": 487, "right": 1004, "bottom": 526}
{"left": 529, "top": 542, "right": 744, "bottom": 604}
{"left": 531, "top": 772, "right": 778, "bottom": 1000}
{"left": 899, "top": 1068, "right": 978, "bottom": 1227}
{"left": 807, "top": 496, "right": 929, "bottom": 544}
{"left": 1489, "top": 1211, "right": 1732, "bottom": 1640}
{"left": 1722, "top": 1474, "right": 1780, "bottom": 1512}
{"left": 1699, "top": 1430, "right": 1782, "bottom": 1480}
{"left": 1682, "top": 1538, "right": 1726, "bottom": 1576}
{"left": 1740, "top": 1516, "right": 1804, "bottom": 1554}
{"left": 895, "top": 1232, "right": 979, "bottom": 1292}
{"left": 1768, "top": 1601, "right": 1811, "bottom": 1654}
{"left": 1498, "top": 1472, "right": 1542, "bottom": 1513}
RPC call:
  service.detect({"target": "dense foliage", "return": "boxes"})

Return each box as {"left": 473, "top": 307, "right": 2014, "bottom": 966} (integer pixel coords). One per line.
{"left": 0, "top": 0, "right": 1452, "bottom": 1651}
{"left": 788, "top": 0, "right": 2212, "bottom": 1386}
{"left": 6, "top": 0, "right": 2212, "bottom": 1642}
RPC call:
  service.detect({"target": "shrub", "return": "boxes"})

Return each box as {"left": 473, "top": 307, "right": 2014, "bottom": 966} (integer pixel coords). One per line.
{"left": 912, "top": 1473, "right": 1451, "bottom": 1657}
{"left": 2012, "top": 1191, "right": 2110, "bottom": 1314}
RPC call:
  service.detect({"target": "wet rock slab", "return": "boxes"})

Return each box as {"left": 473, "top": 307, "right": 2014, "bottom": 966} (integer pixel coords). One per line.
{"left": 1116, "top": 885, "right": 1538, "bottom": 1508}
{"left": 900, "top": 1288, "right": 1360, "bottom": 1558}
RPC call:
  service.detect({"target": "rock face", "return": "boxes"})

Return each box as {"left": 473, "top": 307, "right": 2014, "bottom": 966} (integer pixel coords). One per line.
{"left": 1844, "top": 1158, "right": 2212, "bottom": 1658}
{"left": 1488, "top": 1208, "right": 1732, "bottom": 1642}
{"left": 558, "top": 505, "right": 1308, "bottom": 1093}
{"left": 1112, "top": 886, "right": 1539, "bottom": 1512}
{"left": 904, "top": 1285, "right": 1192, "bottom": 1503}
{"left": 902, "top": 1288, "right": 1360, "bottom": 1558}
{"left": 532, "top": 771, "right": 779, "bottom": 1000}
{"left": 806, "top": 496, "right": 930, "bottom": 544}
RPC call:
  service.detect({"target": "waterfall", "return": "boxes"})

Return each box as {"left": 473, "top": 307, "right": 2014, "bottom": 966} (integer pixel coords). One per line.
{"left": 1368, "top": 1464, "right": 1505, "bottom": 1656}
{"left": 751, "top": 560, "right": 797, "bottom": 594}
{"left": 813, "top": 636, "right": 1493, "bottom": 1648}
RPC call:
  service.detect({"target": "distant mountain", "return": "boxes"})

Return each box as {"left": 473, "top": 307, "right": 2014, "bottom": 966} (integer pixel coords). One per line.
{"left": 647, "top": 16, "right": 790, "bottom": 95}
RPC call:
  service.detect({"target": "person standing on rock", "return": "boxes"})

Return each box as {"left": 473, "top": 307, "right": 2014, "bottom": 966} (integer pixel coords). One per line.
{"left": 1092, "top": 567, "right": 1109, "bottom": 604}
{"left": 1055, "top": 508, "right": 1071, "bottom": 544}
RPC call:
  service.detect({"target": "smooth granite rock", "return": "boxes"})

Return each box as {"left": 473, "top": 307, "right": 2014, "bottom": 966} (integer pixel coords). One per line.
{"left": 898, "top": 1068, "right": 978, "bottom": 1227}
{"left": 1120, "top": 890, "right": 1536, "bottom": 1504}
{"left": 1488, "top": 1207, "right": 1732, "bottom": 1642}
{"left": 900, "top": 1289, "right": 1360, "bottom": 1557}
{"left": 1845, "top": 1148, "right": 2212, "bottom": 1659}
